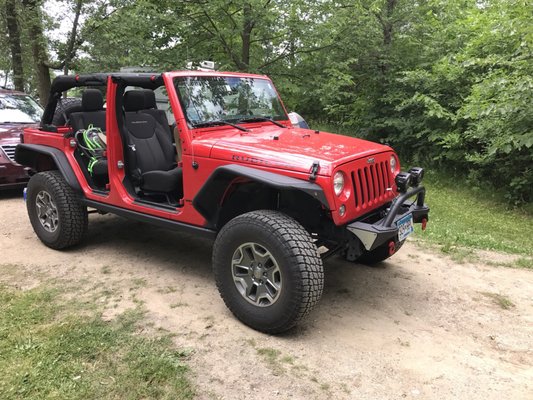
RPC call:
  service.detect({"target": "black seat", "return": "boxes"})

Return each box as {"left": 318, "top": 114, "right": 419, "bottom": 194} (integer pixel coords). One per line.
{"left": 123, "top": 90, "right": 182, "bottom": 197}
{"left": 70, "top": 89, "right": 106, "bottom": 132}
{"left": 70, "top": 89, "right": 108, "bottom": 184}
{"left": 141, "top": 90, "right": 171, "bottom": 132}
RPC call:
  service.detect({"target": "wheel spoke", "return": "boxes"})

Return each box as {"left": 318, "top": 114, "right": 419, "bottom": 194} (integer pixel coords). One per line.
{"left": 242, "top": 246, "right": 255, "bottom": 265}
{"left": 266, "top": 266, "right": 281, "bottom": 284}
{"left": 231, "top": 242, "right": 282, "bottom": 307}
{"left": 265, "top": 277, "right": 280, "bottom": 294}
{"left": 233, "top": 264, "right": 250, "bottom": 276}
{"left": 36, "top": 202, "right": 45, "bottom": 218}
{"left": 35, "top": 190, "right": 59, "bottom": 233}
{"left": 247, "top": 281, "right": 258, "bottom": 298}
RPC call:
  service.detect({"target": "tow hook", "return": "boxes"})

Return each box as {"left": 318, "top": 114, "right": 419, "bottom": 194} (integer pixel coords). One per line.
{"left": 388, "top": 241, "right": 396, "bottom": 256}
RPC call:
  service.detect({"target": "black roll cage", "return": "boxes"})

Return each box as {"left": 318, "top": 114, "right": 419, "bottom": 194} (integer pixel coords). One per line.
{"left": 40, "top": 73, "right": 164, "bottom": 127}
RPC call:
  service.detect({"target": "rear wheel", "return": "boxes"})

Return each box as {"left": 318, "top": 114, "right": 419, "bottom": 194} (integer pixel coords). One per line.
{"left": 213, "top": 210, "right": 323, "bottom": 334}
{"left": 27, "top": 171, "right": 88, "bottom": 249}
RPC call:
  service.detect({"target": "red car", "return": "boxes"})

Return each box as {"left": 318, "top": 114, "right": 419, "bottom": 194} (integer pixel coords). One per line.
{"left": 16, "top": 72, "right": 429, "bottom": 333}
{"left": 0, "top": 87, "right": 42, "bottom": 189}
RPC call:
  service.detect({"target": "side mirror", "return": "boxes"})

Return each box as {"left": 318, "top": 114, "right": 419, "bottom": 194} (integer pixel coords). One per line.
{"left": 288, "top": 112, "right": 309, "bottom": 129}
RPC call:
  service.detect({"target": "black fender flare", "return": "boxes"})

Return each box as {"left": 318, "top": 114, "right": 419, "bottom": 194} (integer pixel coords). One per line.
{"left": 15, "top": 144, "right": 82, "bottom": 192}
{"left": 193, "top": 164, "right": 329, "bottom": 228}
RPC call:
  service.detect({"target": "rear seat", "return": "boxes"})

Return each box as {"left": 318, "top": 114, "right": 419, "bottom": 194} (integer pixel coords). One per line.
{"left": 70, "top": 89, "right": 106, "bottom": 132}
{"left": 70, "top": 89, "right": 108, "bottom": 183}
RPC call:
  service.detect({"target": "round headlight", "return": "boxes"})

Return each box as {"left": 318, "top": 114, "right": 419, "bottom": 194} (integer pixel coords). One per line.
{"left": 390, "top": 155, "right": 397, "bottom": 173}
{"left": 333, "top": 171, "right": 345, "bottom": 196}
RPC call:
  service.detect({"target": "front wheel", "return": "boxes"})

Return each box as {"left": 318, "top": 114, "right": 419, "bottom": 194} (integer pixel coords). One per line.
{"left": 26, "top": 171, "right": 88, "bottom": 249}
{"left": 213, "top": 210, "right": 324, "bottom": 334}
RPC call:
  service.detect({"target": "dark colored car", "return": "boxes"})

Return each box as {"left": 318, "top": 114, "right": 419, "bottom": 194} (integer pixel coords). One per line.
{"left": 0, "top": 88, "right": 43, "bottom": 189}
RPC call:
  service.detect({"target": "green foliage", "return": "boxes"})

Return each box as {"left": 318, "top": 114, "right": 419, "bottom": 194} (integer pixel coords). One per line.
{"left": 308, "top": 0, "right": 532, "bottom": 204}
{"left": 0, "top": 284, "right": 194, "bottom": 400}
{"left": 1, "top": 0, "right": 531, "bottom": 203}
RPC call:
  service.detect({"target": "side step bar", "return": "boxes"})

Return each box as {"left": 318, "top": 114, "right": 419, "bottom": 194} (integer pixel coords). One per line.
{"left": 82, "top": 199, "right": 217, "bottom": 240}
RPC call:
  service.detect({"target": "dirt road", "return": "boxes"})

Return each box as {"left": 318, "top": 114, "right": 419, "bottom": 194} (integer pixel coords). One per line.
{"left": 1, "top": 190, "right": 531, "bottom": 400}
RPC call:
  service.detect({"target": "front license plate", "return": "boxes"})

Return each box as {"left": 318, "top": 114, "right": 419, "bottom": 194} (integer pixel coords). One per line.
{"left": 397, "top": 213, "right": 414, "bottom": 241}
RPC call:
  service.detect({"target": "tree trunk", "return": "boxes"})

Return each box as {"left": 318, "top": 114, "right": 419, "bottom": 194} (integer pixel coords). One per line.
{"left": 5, "top": 0, "right": 25, "bottom": 91}
{"left": 240, "top": 3, "right": 254, "bottom": 71}
{"left": 373, "top": 0, "right": 398, "bottom": 75}
{"left": 23, "top": 0, "right": 51, "bottom": 105}
{"left": 383, "top": 0, "right": 397, "bottom": 47}
{"left": 63, "top": 0, "right": 83, "bottom": 76}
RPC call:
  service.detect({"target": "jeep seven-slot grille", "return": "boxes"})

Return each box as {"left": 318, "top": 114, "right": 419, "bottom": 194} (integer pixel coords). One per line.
{"left": 350, "top": 160, "right": 392, "bottom": 209}
{"left": 1, "top": 145, "right": 16, "bottom": 162}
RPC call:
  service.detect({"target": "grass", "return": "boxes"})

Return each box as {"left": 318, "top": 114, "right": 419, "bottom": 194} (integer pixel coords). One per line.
{"left": 246, "top": 341, "right": 295, "bottom": 376}
{"left": 157, "top": 286, "right": 178, "bottom": 294}
{"left": 256, "top": 347, "right": 284, "bottom": 375}
{"left": 170, "top": 302, "right": 189, "bottom": 309}
{"left": 100, "top": 265, "right": 112, "bottom": 274}
{"left": 479, "top": 291, "right": 515, "bottom": 310}
{"left": 131, "top": 278, "right": 148, "bottom": 288}
{"left": 0, "top": 284, "right": 194, "bottom": 400}
{"left": 515, "top": 257, "right": 533, "bottom": 269}
{"left": 414, "top": 172, "right": 533, "bottom": 258}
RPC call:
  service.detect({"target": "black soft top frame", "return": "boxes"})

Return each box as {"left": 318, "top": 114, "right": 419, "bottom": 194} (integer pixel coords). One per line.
{"left": 41, "top": 73, "right": 163, "bottom": 126}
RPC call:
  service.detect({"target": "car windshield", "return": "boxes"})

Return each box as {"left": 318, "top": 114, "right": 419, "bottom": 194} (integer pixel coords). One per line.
{"left": 0, "top": 94, "right": 43, "bottom": 123}
{"left": 174, "top": 76, "right": 287, "bottom": 126}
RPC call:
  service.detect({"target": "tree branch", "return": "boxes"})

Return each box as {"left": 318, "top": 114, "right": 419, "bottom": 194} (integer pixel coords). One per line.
{"left": 258, "top": 42, "right": 337, "bottom": 70}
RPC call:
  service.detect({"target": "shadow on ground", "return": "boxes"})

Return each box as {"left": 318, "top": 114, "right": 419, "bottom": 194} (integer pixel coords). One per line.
{"left": 84, "top": 213, "right": 411, "bottom": 336}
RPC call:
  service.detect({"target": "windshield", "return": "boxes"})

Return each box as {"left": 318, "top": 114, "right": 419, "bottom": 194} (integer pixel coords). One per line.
{"left": 0, "top": 94, "right": 43, "bottom": 124}
{"left": 174, "top": 76, "right": 287, "bottom": 126}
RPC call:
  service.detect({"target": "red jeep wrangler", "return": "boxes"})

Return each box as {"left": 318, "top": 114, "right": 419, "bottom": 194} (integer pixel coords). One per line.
{"left": 16, "top": 72, "right": 429, "bottom": 333}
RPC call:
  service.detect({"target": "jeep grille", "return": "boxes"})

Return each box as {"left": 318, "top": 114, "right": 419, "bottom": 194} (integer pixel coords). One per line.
{"left": 0, "top": 145, "right": 16, "bottom": 162}
{"left": 350, "top": 160, "right": 393, "bottom": 209}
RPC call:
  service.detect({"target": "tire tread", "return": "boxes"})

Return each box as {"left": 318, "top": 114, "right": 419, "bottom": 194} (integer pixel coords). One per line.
{"left": 213, "top": 210, "right": 323, "bottom": 333}
{"left": 27, "top": 170, "right": 87, "bottom": 249}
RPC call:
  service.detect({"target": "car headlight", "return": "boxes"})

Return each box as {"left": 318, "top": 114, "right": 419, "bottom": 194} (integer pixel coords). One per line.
{"left": 390, "top": 155, "right": 397, "bottom": 173}
{"left": 333, "top": 171, "right": 345, "bottom": 196}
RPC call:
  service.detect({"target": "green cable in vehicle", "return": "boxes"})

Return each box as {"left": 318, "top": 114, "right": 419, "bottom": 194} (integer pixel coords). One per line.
{"left": 75, "top": 124, "right": 106, "bottom": 176}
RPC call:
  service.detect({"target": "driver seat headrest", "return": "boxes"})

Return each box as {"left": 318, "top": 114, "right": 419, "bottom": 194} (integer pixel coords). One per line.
{"left": 143, "top": 89, "right": 157, "bottom": 110}
{"left": 123, "top": 90, "right": 146, "bottom": 112}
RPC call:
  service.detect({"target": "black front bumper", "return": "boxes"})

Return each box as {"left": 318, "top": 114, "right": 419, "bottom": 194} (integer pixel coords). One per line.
{"left": 346, "top": 186, "right": 429, "bottom": 251}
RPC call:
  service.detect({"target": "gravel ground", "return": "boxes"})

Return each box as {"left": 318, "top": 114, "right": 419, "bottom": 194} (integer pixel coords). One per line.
{"left": 1, "top": 189, "right": 531, "bottom": 400}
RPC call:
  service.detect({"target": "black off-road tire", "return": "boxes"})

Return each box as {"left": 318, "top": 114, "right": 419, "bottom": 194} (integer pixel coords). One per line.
{"left": 213, "top": 210, "right": 324, "bottom": 334}
{"left": 26, "top": 171, "right": 88, "bottom": 249}
{"left": 51, "top": 97, "right": 82, "bottom": 126}
{"left": 357, "top": 240, "right": 405, "bottom": 265}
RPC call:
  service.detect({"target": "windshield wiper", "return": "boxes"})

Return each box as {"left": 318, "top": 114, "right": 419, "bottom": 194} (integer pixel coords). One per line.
{"left": 192, "top": 120, "right": 250, "bottom": 132}
{"left": 236, "top": 116, "right": 287, "bottom": 128}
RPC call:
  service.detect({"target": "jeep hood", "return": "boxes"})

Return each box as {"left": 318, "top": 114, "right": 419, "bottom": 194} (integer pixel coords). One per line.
{"left": 209, "top": 126, "right": 392, "bottom": 176}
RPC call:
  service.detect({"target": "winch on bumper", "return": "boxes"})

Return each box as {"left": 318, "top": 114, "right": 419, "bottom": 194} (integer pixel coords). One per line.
{"left": 346, "top": 185, "right": 429, "bottom": 255}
